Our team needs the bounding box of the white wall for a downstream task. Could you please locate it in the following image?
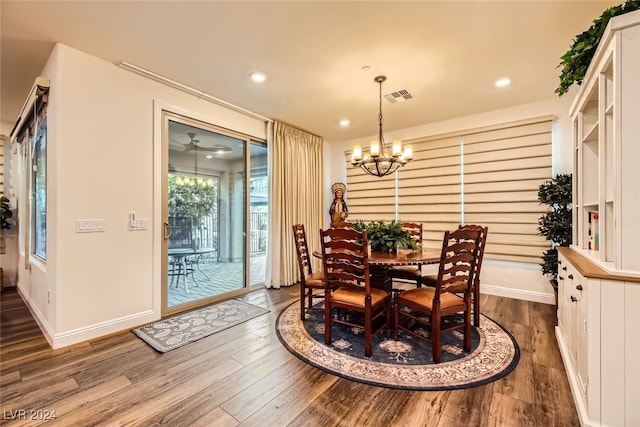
[16,44,266,347]
[324,91,578,304]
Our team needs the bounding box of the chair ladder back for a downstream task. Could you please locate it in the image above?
[434,229,481,298]
[168,216,195,250]
[320,227,370,293]
[292,224,314,280]
[457,224,488,286]
[402,222,423,245]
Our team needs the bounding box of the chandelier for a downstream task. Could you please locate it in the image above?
[351,75,412,177]
[175,132,214,187]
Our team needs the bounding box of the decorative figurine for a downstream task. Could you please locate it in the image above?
[329,182,348,225]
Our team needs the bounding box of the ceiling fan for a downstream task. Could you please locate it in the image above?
[181,132,232,155]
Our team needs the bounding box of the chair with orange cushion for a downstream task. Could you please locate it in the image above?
[388,222,424,287]
[422,224,488,327]
[293,224,324,321]
[320,226,391,357]
[394,227,482,363]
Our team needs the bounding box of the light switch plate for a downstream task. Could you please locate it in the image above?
[76,219,105,233]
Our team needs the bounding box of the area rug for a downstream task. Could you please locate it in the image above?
[275,301,519,390]
[133,299,269,352]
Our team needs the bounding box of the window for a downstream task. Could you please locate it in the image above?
[32,117,47,259]
[11,79,49,264]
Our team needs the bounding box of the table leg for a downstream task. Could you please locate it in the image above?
[193,254,210,281]
[180,257,189,293]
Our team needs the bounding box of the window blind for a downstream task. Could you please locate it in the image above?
[345,155,397,224]
[345,116,552,263]
[462,119,552,263]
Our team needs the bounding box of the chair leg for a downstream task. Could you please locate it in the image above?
[432,311,441,363]
[307,290,314,314]
[324,293,332,345]
[473,285,480,327]
[364,304,372,357]
[386,299,391,338]
[394,302,400,340]
[464,308,472,352]
[300,283,306,321]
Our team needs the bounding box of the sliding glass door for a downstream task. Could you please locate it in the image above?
[162,112,266,314]
[250,142,268,285]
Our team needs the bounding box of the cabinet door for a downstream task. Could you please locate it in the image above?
[564,270,578,365]
[557,258,567,332]
[577,298,588,396]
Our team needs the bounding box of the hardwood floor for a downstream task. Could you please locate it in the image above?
[0,286,579,426]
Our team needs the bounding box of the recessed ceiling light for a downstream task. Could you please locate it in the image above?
[339,119,350,127]
[250,72,266,83]
[205,154,213,159]
[495,77,511,88]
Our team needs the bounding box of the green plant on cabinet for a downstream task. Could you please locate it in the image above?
[556,0,640,96]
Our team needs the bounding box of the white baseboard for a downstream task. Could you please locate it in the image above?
[17,286,56,347]
[17,285,158,349]
[556,326,595,427]
[481,283,556,305]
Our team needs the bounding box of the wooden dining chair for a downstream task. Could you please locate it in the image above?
[320,226,391,357]
[293,224,324,320]
[331,221,354,228]
[388,222,424,287]
[394,227,482,363]
[422,224,488,327]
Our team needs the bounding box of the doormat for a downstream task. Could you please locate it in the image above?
[133,299,269,352]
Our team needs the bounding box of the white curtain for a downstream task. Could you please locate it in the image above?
[265,121,323,288]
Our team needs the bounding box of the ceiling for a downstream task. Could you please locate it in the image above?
[1,1,617,142]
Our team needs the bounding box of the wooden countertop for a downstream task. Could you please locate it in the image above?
[559,247,640,283]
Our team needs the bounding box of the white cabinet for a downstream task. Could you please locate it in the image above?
[557,248,640,426]
[565,12,640,424]
[570,10,640,275]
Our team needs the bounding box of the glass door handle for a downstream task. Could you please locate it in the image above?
[164,222,171,240]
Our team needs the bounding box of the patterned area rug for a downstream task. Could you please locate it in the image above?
[133,299,269,352]
[276,301,519,390]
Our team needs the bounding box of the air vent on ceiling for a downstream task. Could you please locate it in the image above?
[384,89,413,104]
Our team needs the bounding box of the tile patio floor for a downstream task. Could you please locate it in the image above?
[168,254,266,308]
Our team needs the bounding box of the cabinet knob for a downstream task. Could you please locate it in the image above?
[568,274,574,280]
[576,284,583,291]
[571,295,578,302]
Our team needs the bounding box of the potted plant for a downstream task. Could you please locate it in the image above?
[354,220,418,253]
[0,196,13,256]
[168,175,216,227]
[556,0,640,96]
[0,196,12,231]
[537,174,572,295]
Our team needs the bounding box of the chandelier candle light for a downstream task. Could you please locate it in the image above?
[176,132,215,187]
[351,75,412,177]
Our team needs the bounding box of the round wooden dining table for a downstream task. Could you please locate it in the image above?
[313,247,441,291]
